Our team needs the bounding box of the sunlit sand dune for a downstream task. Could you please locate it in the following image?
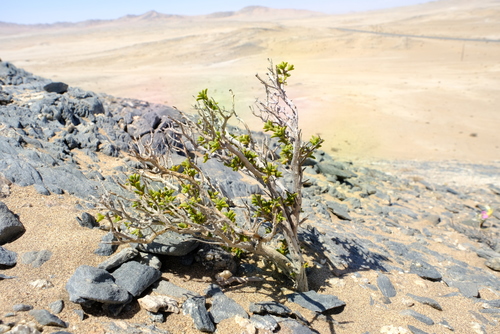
[1,0,499,162]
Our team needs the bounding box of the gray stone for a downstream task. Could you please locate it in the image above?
[410,260,442,281]
[49,300,64,314]
[97,247,139,271]
[482,299,500,308]
[147,311,166,323]
[400,309,434,325]
[183,296,215,333]
[0,159,43,188]
[0,246,17,267]
[22,250,52,267]
[43,82,68,94]
[65,265,131,304]
[135,230,199,256]
[196,245,237,273]
[0,201,25,245]
[287,290,346,313]
[94,232,118,256]
[318,163,357,180]
[250,314,279,331]
[249,301,292,316]
[111,261,161,297]
[153,280,200,300]
[76,212,98,229]
[377,274,397,298]
[485,257,500,271]
[450,281,480,298]
[137,252,162,270]
[204,284,248,323]
[325,201,352,221]
[13,304,33,312]
[28,309,67,328]
[0,273,15,279]
[406,293,443,311]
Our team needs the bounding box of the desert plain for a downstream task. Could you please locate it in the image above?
[1,1,500,334]
[1,0,500,163]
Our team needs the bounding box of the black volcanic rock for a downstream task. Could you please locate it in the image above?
[43,82,69,94]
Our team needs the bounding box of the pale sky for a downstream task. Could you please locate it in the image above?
[1,0,429,25]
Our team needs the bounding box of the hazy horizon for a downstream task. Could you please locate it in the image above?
[1,0,429,25]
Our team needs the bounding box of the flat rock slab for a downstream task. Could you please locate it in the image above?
[249,301,292,316]
[410,260,442,281]
[66,265,131,304]
[204,284,248,324]
[22,250,52,268]
[406,293,443,311]
[29,309,67,328]
[183,296,215,333]
[111,261,161,297]
[97,247,139,271]
[135,230,199,256]
[287,290,346,313]
[377,274,397,298]
[400,309,434,325]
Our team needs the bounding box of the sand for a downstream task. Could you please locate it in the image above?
[1,0,499,163]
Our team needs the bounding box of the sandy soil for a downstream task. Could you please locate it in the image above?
[1,0,499,163]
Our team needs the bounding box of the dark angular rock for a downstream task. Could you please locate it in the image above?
[183,296,215,333]
[76,212,98,229]
[29,309,67,328]
[0,246,17,267]
[66,265,131,304]
[287,290,346,313]
[400,309,434,325]
[49,300,64,314]
[111,261,161,297]
[249,301,292,316]
[43,82,69,94]
[406,293,442,311]
[377,274,397,298]
[0,201,25,245]
[147,311,166,323]
[0,91,12,105]
[22,250,52,267]
[196,245,237,273]
[410,260,442,281]
[204,284,248,323]
[97,247,139,271]
[94,232,118,256]
[135,230,199,256]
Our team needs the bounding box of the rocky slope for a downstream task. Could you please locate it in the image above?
[1,61,500,334]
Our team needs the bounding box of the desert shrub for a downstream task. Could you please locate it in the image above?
[99,60,323,292]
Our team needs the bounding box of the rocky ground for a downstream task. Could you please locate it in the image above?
[1,61,500,334]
